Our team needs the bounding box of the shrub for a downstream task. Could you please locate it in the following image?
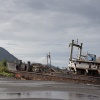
[0,60,14,77]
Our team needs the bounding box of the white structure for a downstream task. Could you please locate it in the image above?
[68,40,100,76]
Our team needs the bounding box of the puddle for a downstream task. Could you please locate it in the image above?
[0,80,100,100]
[0,91,99,100]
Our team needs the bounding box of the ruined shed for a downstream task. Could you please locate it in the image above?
[7,60,27,72]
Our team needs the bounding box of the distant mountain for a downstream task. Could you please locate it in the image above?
[0,47,18,61]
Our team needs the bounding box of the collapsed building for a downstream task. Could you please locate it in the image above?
[7,60,56,73]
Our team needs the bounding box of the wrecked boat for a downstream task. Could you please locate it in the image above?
[68,40,100,76]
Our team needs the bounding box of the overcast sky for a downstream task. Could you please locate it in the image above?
[0,0,100,68]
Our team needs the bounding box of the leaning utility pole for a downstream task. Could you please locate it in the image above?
[49,52,51,67]
[47,52,51,67]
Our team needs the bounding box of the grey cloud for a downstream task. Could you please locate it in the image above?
[0,0,100,67]
[6,43,18,46]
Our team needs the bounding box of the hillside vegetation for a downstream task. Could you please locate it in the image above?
[0,60,14,77]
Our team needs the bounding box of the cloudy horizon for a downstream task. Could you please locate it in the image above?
[0,0,100,68]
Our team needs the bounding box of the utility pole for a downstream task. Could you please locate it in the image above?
[46,52,51,67]
[49,52,51,67]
